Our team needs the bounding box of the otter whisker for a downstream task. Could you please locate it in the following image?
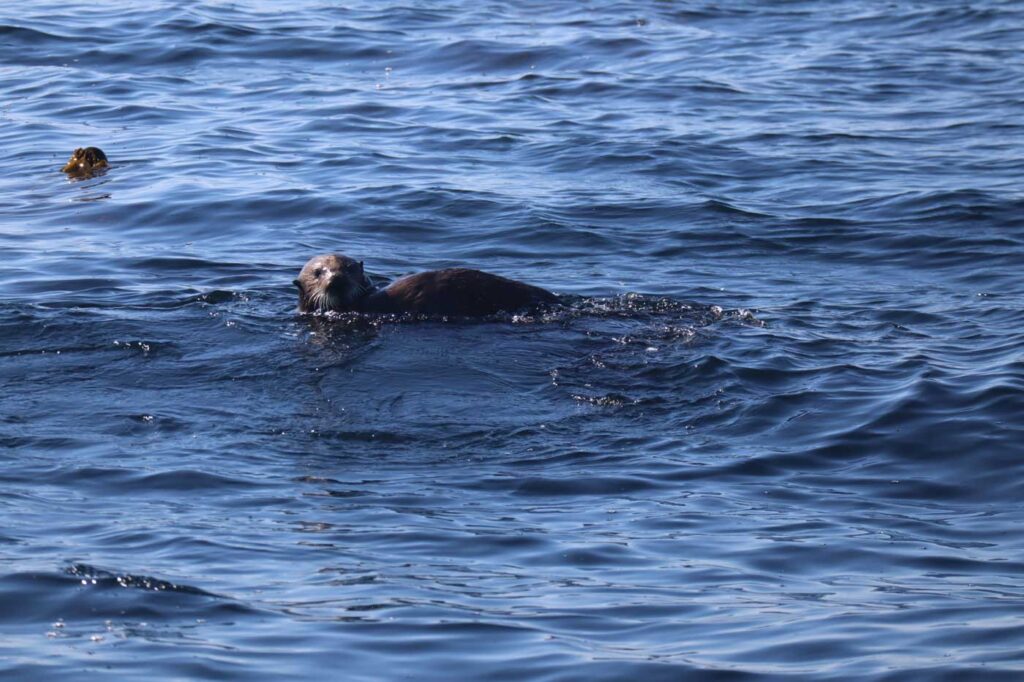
[310,290,330,313]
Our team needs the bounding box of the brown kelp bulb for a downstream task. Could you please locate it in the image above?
[62,147,109,176]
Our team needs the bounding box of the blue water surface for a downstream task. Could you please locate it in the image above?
[1,1,1023,679]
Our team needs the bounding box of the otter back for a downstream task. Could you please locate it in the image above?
[365,268,557,316]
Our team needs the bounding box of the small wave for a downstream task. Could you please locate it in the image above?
[65,563,222,597]
[0,564,249,629]
[0,24,75,44]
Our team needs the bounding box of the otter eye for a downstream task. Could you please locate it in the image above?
[314,268,324,278]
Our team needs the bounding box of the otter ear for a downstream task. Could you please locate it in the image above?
[358,261,364,273]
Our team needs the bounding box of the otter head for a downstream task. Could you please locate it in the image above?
[62,147,109,177]
[294,253,372,313]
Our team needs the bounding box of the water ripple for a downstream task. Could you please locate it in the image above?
[1,0,1023,679]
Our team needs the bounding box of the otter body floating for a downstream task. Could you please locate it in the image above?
[62,147,108,177]
[295,253,558,317]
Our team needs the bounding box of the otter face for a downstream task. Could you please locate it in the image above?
[62,147,109,177]
[294,254,372,313]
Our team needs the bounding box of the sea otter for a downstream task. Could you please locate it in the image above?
[62,147,108,177]
[295,253,558,316]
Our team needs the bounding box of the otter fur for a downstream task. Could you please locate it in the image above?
[295,253,557,317]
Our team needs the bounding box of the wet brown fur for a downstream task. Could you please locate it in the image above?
[295,253,557,316]
[294,254,374,314]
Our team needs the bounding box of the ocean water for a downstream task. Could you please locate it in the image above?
[1,1,1023,679]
